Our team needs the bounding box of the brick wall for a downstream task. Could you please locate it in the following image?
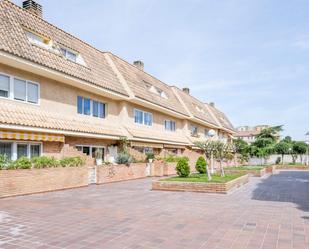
[224,168,266,177]
[163,162,177,176]
[152,174,249,194]
[96,163,148,184]
[0,167,89,198]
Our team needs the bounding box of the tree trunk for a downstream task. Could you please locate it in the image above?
[205,153,212,181]
[282,154,284,165]
[220,160,225,177]
[210,153,214,174]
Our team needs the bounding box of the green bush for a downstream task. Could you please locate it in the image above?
[11,157,32,169]
[32,156,60,169]
[145,152,155,160]
[0,154,11,170]
[116,152,133,165]
[60,157,85,167]
[176,158,190,177]
[195,156,207,174]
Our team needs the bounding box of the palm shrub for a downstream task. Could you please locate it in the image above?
[176,157,190,177]
[32,156,60,169]
[11,157,32,169]
[195,156,207,174]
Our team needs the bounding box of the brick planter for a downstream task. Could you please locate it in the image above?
[224,168,266,177]
[275,165,309,170]
[265,165,276,174]
[0,167,88,198]
[152,174,249,194]
[96,163,148,184]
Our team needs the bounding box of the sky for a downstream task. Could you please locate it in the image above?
[13,0,309,141]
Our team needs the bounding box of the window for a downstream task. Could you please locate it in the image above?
[191,125,198,137]
[14,79,26,101]
[83,98,91,115]
[0,74,9,98]
[27,82,39,104]
[17,144,28,159]
[0,73,39,104]
[76,145,105,160]
[134,109,143,124]
[0,142,12,159]
[165,120,176,132]
[134,109,153,126]
[0,141,41,160]
[147,85,168,99]
[77,96,106,118]
[61,48,77,62]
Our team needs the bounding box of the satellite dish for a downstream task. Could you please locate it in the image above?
[208,129,216,137]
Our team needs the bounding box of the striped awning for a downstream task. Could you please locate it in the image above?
[0,130,65,142]
[131,141,164,149]
[164,144,187,149]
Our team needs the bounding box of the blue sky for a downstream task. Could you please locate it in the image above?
[14,0,309,140]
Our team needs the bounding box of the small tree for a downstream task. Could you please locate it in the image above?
[195,156,207,174]
[176,158,190,177]
[194,141,214,180]
[212,141,232,177]
[292,141,308,164]
[274,141,291,164]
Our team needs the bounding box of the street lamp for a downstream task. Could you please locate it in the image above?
[208,129,216,174]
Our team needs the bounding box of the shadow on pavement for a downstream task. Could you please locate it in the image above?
[251,171,309,212]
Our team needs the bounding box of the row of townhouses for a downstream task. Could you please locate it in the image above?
[0,0,235,164]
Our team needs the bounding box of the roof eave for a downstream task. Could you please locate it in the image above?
[0,51,130,101]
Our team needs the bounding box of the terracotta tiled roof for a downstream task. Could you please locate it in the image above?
[235,130,260,137]
[0,101,125,137]
[206,104,235,132]
[0,0,128,96]
[108,53,189,116]
[172,87,218,126]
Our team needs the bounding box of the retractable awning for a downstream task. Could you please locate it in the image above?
[0,130,65,142]
[164,144,187,149]
[131,141,164,149]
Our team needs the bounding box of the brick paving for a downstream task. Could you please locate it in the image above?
[0,171,309,249]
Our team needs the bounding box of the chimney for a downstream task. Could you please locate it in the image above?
[22,0,43,18]
[182,88,190,94]
[133,61,144,71]
[209,102,215,107]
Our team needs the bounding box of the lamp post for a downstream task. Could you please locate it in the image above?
[208,129,216,174]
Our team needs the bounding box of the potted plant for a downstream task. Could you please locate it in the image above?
[95,149,103,166]
[146,152,155,163]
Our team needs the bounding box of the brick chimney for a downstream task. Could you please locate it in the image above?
[182,88,190,94]
[22,0,43,18]
[209,102,215,107]
[133,61,144,71]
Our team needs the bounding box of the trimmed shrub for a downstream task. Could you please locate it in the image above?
[11,157,32,169]
[116,152,133,165]
[165,155,189,163]
[195,156,207,174]
[32,156,60,169]
[60,157,85,167]
[176,158,190,177]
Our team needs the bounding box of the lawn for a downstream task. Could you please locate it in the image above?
[160,173,244,183]
[225,166,265,170]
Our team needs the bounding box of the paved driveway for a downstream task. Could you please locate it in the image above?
[0,171,309,249]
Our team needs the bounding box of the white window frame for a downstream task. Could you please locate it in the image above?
[164,120,176,132]
[0,72,40,105]
[0,140,43,161]
[75,144,107,161]
[134,108,153,127]
[77,96,107,119]
[190,125,199,137]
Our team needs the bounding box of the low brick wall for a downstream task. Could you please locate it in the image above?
[96,163,148,184]
[265,165,276,174]
[274,165,309,170]
[163,162,177,176]
[0,167,89,198]
[151,161,164,177]
[152,174,249,194]
[224,168,266,177]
